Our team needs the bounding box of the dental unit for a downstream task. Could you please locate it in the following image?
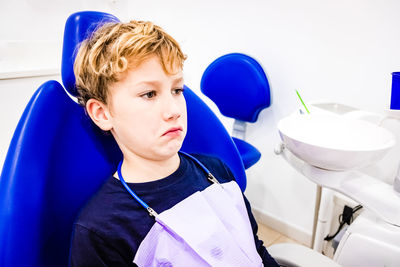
[272,73,400,267]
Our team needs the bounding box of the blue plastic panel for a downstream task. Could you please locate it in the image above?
[232,137,261,169]
[390,72,400,110]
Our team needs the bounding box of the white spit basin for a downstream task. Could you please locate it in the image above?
[278,113,396,171]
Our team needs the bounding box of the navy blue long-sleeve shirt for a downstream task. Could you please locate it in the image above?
[70,153,279,266]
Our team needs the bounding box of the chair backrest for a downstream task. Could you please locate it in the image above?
[200,53,271,123]
[0,11,246,267]
[181,86,245,188]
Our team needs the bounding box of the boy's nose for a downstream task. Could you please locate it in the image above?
[162,96,182,121]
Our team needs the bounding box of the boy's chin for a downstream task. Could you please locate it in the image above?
[156,146,182,160]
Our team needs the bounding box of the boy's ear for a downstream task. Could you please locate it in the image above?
[85,99,113,131]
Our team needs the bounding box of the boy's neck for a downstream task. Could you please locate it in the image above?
[117,153,181,183]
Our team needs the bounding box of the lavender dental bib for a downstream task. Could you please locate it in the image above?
[133,181,263,267]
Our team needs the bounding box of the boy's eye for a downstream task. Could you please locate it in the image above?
[172,87,185,95]
[141,91,156,99]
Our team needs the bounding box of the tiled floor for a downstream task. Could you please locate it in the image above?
[257,222,300,247]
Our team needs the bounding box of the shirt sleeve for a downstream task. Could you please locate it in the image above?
[220,161,280,266]
[69,224,137,267]
[242,195,280,266]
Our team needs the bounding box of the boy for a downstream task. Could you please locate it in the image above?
[70,19,278,266]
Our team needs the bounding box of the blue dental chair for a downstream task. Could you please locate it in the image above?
[0,11,246,267]
[201,53,271,169]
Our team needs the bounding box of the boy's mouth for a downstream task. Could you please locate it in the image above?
[162,127,183,137]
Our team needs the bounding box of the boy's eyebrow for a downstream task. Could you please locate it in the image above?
[136,80,161,87]
[172,76,184,84]
[135,76,184,87]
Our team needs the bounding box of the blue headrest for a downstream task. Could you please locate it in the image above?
[201,53,271,123]
[61,11,120,96]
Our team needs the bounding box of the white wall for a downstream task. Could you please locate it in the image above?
[2,0,400,243]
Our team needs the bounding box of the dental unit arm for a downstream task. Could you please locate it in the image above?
[277,143,400,227]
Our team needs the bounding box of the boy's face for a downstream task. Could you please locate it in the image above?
[101,56,187,162]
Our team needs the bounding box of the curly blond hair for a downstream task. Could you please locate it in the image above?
[74,20,187,106]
